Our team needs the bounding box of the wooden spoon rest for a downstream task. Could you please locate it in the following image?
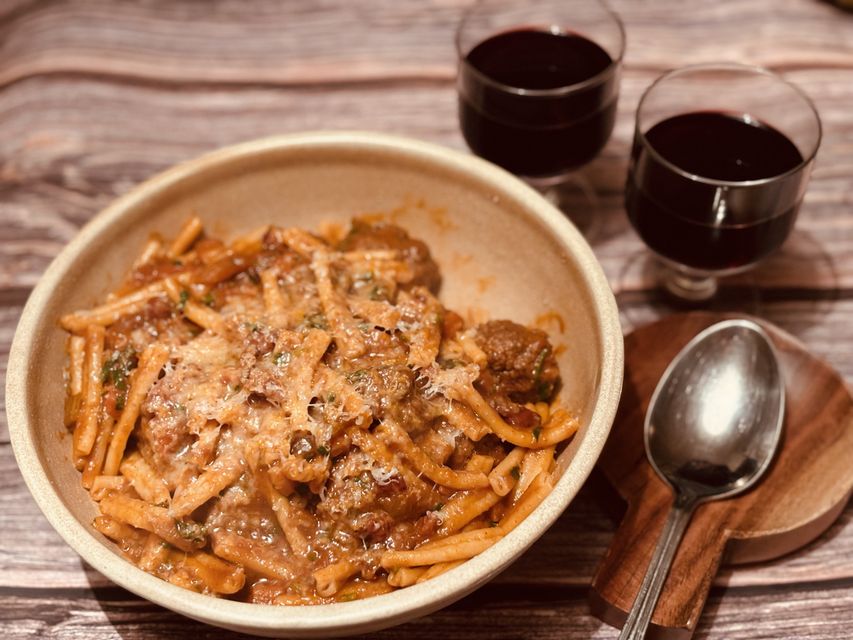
[590,312,853,639]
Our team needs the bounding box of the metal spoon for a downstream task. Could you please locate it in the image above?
[618,319,785,640]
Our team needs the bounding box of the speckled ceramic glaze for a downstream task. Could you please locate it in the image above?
[6,132,623,637]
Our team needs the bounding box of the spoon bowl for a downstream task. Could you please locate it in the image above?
[646,319,785,501]
[619,318,784,640]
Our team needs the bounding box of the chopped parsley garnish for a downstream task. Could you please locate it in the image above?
[273,351,291,366]
[536,381,553,401]
[326,392,336,403]
[201,292,215,307]
[316,445,330,457]
[174,519,206,543]
[102,356,127,389]
[532,427,542,441]
[177,289,189,310]
[304,312,328,330]
[346,369,368,384]
[433,502,444,511]
[532,347,553,401]
[101,348,138,411]
[368,285,389,301]
[488,520,499,528]
[532,347,550,381]
[510,465,521,480]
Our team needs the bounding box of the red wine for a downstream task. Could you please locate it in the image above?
[625,111,807,272]
[458,29,618,177]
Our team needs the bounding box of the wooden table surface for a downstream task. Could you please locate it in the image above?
[1,1,851,638]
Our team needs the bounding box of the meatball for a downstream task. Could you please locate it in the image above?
[474,320,561,404]
[338,220,441,293]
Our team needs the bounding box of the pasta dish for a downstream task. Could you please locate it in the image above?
[60,216,577,604]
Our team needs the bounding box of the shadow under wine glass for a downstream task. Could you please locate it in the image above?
[624,63,823,302]
[615,227,840,335]
[455,0,625,236]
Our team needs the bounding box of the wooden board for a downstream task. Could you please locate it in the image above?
[591,313,853,639]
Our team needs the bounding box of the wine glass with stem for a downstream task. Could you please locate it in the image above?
[624,63,822,302]
[456,0,625,233]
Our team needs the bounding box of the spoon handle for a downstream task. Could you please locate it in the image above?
[618,497,697,640]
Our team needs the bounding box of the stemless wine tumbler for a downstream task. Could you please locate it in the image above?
[456,0,625,185]
[626,63,822,301]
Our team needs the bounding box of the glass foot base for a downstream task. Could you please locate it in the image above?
[661,268,719,302]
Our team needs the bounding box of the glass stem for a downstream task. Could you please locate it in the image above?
[660,264,719,301]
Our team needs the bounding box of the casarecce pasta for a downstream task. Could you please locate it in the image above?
[61,215,579,603]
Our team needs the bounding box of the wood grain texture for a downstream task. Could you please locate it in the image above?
[3,580,853,640]
[1,0,852,87]
[3,581,853,640]
[591,313,853,639]
[1,0,852,638]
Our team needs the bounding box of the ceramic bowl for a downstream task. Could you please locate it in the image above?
[7,132,623,637]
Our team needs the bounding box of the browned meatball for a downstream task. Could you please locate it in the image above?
[338,220,441,293]
[474,320,561,404]
[352,511,395,544]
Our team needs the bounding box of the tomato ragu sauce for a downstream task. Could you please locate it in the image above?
[61,216,578,604]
